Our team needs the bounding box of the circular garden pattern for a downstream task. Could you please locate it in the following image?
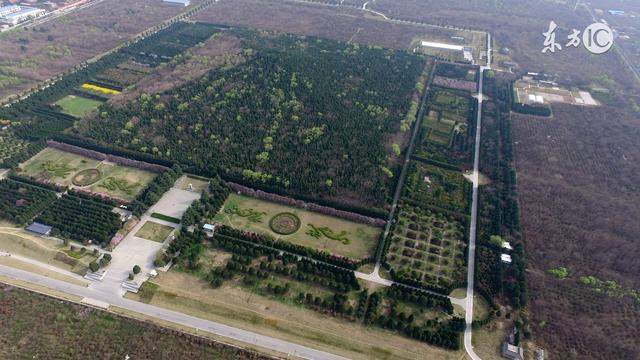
[269,212,301,235]
[72,168,102,186]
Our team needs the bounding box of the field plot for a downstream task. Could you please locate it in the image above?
[0,284,269,359]
[18,147,156,201]
[387,205,466,289]
[135,221,175,243]
[213,194,381,260]
[79,28,427,207]
[403,162,470,214]
[0,0,202,102]
[414,86,474,169]
[53,95,103,118]
[194,0,483,53]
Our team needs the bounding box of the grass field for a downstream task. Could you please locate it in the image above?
[126,269,464,360]
[18,147,156,201]
[135,221,175,243]
[212,194,381,260]
[0,227,95,275]
[54,95,103,118]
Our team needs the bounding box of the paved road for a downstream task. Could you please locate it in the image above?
[94,178,199,294]
[463,33,491,360]
[0,264,347,360]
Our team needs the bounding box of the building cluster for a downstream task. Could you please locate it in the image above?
[0,4,46,26]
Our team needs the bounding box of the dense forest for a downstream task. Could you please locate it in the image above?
[36,194,121,245]
[76,29,426,208]
[476,71,526,309]
[0,179,57,225]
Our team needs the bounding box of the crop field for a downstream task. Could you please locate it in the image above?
[0,283,270,359]
[512,104,640,359]
[414,85,475,169]
[78,28,427,208]
[0,0,202,102]
[18,147,156,201]
[387,205,466,290]
[212,194,381,260]
[135,221,175,243]
[403,162,470,215]
[53,95,104,118]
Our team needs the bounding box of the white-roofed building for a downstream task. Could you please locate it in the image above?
[0,5,21,18]
[0,6,46,25]
[501,254,512,264]
[164,0,191,6]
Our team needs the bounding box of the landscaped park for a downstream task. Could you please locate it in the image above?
[0,15,508,360]
[18,147,156,201]
[212,194,381,260]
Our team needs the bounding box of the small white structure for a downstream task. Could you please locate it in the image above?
[501,253,513,264]
[501,342,524,360]
[149,269,158,277]
[421,41,464,51]
[420,41,474,63]
[203,223,216,237]
[501,241,513,251]
[163,0,190,6]
[527,94,544,104]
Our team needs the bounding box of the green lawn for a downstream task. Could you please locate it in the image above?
[54,95,103,118]
[212,194,382,260]
[18,147,156,201]
[135,221,175,243]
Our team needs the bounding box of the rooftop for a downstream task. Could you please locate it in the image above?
[25,222,53,236]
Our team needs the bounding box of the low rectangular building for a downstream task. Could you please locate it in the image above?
[26,222,53,236]
[0,6,46,26]
[163,0,191,6]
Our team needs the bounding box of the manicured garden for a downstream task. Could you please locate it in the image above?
[387,205,467,291]
[403,162,470,215]
[212,194,381,260]
[18,147,156,201]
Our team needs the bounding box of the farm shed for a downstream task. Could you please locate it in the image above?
[25,222,53,236]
